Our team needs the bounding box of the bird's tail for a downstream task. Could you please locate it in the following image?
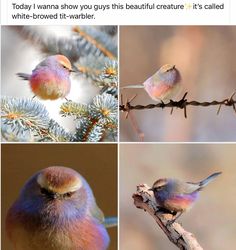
[121,84,144,89]
[17,73,31,80]
[199,172,222,188]
[104,216,117,228]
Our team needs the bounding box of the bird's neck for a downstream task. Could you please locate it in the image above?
[14,197,87,231]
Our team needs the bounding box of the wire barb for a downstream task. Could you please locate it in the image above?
[120,93,137,119]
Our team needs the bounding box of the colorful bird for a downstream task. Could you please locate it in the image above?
[6,166,115,250]
[122,64,181,102]
[17,55,74,100]
[149,172,221,222]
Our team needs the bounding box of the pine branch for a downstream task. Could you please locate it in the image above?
[120,92,236,118]
[1,96,117,142]
[39,120,74,142]
[96,26,118,36]
[78,54,109,73]
[11,26,79,62]
[1,97,74,142]
[133,184,203,250]
[3,26,118,142]
[10,26,117,63]
[1,97,50,140]
[73,26,117,59]
[77,63,102,78]
[78,59,118,97]
[60,101,88,118]
[60,93,118,142]
[97,60,118,87]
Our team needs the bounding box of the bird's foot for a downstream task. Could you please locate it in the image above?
[64,97,72,102]
[166,219,175,227]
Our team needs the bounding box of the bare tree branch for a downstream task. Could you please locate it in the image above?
[132,184,203,250]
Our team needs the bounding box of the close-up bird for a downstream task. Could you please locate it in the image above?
[122,64,181,102]
[17,55,74,100]
[149,172,222,222]
[6,166,116,250]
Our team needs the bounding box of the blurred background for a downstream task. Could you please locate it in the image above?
[2,144,117,250]
[120,144,236,250]
[120,26,236,142]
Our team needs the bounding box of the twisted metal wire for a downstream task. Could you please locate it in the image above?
[119,92,236,118]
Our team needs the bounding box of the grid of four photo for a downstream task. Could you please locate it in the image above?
[1,25,236,250]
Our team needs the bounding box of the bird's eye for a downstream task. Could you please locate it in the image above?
[40,188,51,196]
[166,66,175,72]
[155,186,163,191]
[62,64,73,73]
[63,192,74,198]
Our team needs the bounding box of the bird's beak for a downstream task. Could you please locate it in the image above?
[70,65,79,73]
[148,188,153,191]
[48,192,60,200]
[52,193,59,199]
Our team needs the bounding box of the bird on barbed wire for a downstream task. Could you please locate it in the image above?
[17,55,76,100]
[149,172,222,223]
[121,64,182,102]
[6,166,117,250]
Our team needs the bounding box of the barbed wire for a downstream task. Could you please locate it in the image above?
[119,92,236,118]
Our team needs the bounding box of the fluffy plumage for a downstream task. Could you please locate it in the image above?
[6,166,110,250]
[122,64,181,102]
[149,172,221,221]
[17,55,73,100]
[143,64,181,101]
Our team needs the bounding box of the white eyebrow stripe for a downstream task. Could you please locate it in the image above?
[36,173,82,193]
[37,173,48,188]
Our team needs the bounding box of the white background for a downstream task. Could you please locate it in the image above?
[1,0,235,25]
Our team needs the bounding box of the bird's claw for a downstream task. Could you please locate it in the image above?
[166,219,175,227]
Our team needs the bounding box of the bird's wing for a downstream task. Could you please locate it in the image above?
[89,201,105,224]
[173,180,200,194]
[182,182,201,193]
[88,201,117,228]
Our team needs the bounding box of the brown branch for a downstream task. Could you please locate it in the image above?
[120,92,236,118]
[73,26,116,59]
[132,184,203,250]
[120,94,144,141]
[128,109,144,141]
[76,64,102,76]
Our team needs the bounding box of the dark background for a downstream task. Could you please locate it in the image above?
[2,144,117,250]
